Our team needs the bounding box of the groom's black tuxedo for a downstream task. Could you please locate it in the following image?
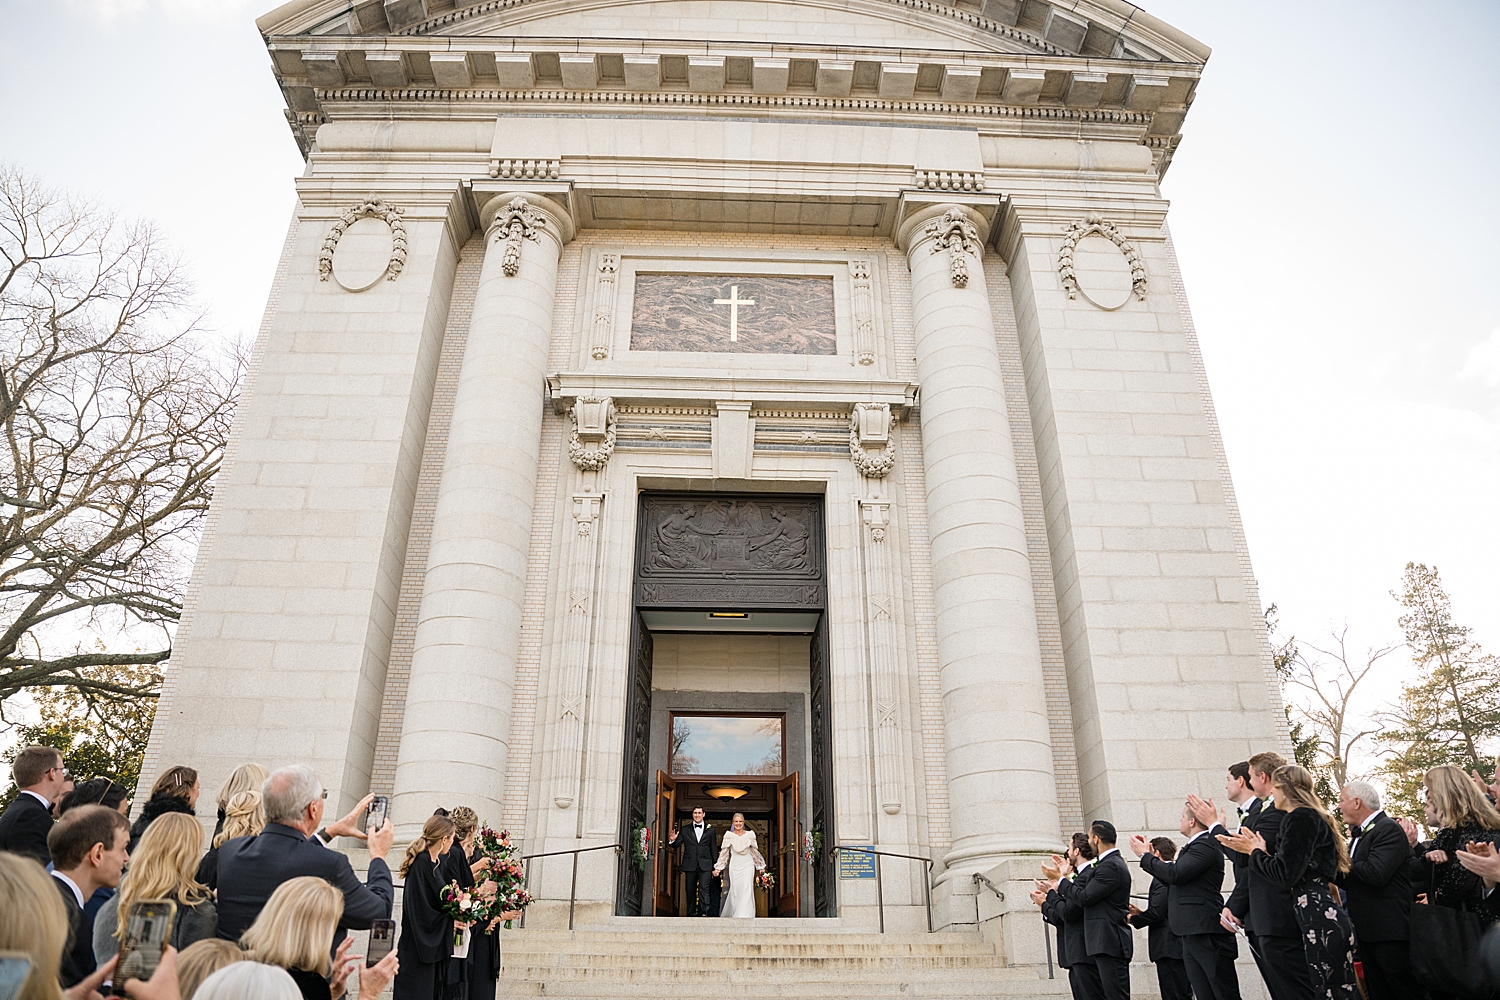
[673,821,719,916]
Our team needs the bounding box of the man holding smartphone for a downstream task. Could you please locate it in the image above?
[216,764,395,949]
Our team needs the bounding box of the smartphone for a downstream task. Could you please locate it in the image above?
[116,900,176,985]
[366,919,396,967]
[366,795,390,834]
[0,953,32,1000]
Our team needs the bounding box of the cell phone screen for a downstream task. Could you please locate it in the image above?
[366,795,390,834]
[0,954,33,1000]
[366,919,396,967]
[117,900,176,984]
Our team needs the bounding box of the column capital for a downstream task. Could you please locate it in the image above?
[472,184,577,246]
[893,194,998,255]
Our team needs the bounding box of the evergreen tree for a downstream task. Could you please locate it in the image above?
[1376,563,1500,820]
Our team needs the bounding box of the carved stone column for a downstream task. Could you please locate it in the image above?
[896,204,1059,871]
[392,194,573,835]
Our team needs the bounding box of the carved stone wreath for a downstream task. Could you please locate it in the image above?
[567,397,617,471]
[848,409,896,479]
[492,196,547,276]
[1057,213,1147,304]
[318,196,408,286]
[924,208,982,288]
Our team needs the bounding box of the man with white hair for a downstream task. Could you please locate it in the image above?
[1335,779,1425,1000]
[215,764,395,947]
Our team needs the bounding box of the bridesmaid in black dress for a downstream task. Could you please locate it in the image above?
[394,814,457,1000]
[1223,763,1358,999]
[437,807,498,1000]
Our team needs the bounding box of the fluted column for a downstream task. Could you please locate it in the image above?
[392,194,572,835]
[898,203,1059,871]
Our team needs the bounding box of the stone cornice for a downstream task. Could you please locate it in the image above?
[548,374,918,415]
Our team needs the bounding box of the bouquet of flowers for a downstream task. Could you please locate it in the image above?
[439,881,490,956]
[473,824,531,925]
[755,870,776,893]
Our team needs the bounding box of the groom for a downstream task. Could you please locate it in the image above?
[669,806,718,917]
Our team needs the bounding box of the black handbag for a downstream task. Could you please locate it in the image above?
[1410,867,1494,999]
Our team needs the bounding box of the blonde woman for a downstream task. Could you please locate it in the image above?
[242,876,358,1000]
[712,812,765,918]
[197,789,266,889]
[94,811,217,967]
[212,764,270,841]
[1407,763,1500,928]
[0,851,81,1000]
[395,814,457,1000]
[175,939,246,1000]
[1221,764,1355,998]
[129,764,200,852]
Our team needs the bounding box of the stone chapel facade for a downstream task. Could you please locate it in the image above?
[142,0,1286,953]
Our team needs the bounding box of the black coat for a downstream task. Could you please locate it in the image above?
[1041,862,1093,969]
[1221,801,1300,938]
[1057,850,1133,960]
[215,823,393,946]
[1140,833,1232,938]
[1249,807,1340,890]
[128,795,195,853]
[0,792,53,865]
[53,875,97,987]
[1334,811,1412,942]
[673,822,719,873]
[1129,876,1183,962]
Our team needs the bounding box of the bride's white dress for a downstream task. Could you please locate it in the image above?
[715,830,765,918]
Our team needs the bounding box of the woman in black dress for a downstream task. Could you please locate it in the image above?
[1407,764,1500,924]
[395,813,458,1000]
[437,807,500,1000]
[1222,763,1357,999]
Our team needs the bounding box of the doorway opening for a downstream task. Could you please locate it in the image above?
[616,492,835,918]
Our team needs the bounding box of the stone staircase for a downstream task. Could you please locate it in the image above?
[495,917,1073,998]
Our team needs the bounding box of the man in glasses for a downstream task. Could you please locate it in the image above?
[0,744,68,865]
[215,763,395,951]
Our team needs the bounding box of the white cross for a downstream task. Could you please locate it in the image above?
[712,284,756,342]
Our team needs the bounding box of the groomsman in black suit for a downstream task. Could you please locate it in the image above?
[0,745,67,865]
[1057,820,1132,1000]
[1128,837,1191,1000]
[1336,780,1427,1000]
[1033,833,1098,1000]
[669,806,719,917]
[1197,751,1313,1000]
[1131,804,1241,1000]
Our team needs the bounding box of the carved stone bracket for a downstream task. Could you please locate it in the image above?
[849,403,896,479]
[925,208,982,288]
[1058,213,1147,302]
[567,396,616,471]
[914,170,985,192]
[850,259,876,366]
[317,196,408,284]
[590,254,619,360]
[491,196,547,277]
[488,158,561,180]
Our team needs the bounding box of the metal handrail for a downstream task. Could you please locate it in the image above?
[828,845,935,934]
[519,842,623,931]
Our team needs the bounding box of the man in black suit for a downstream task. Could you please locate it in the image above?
[1057,820,1132,1000]
[668,806,718,917]
[1336,780,1427,1000]
[0,744,67,865]
[216,763,395,947]
[1034,833,1098,1000]
[47,805,130,987]
[1132,804,1241,1000]
[1129,837,1191,1000]
[1196,751,1312,1000]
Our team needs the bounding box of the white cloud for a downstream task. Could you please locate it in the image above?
[1461,329,1500,389]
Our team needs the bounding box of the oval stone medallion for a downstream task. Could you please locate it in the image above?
[1069,233,1137,310]
[331,215,394,292]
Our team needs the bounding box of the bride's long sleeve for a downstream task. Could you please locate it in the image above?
[714,839,732,871]
[750,833,766,870]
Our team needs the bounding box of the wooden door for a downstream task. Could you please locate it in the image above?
[774,771,801,916]
[652,770,678,916]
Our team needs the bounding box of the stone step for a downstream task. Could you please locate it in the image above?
[500,955,1010,972]
[499,964,1035,981]
[500,939,998,957]
[494,976,1074,998]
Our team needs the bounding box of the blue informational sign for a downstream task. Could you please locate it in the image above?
[838,847,877,880]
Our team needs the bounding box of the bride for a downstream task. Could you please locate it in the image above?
[712,813,766,918]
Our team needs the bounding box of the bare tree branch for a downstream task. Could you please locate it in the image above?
[1282,626,1400,789]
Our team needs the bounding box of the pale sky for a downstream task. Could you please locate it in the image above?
[1,1,1496,769]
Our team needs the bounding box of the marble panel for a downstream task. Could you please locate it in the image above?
[629,274,836,355]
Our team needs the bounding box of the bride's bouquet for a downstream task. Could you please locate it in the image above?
[755,870,775,893]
